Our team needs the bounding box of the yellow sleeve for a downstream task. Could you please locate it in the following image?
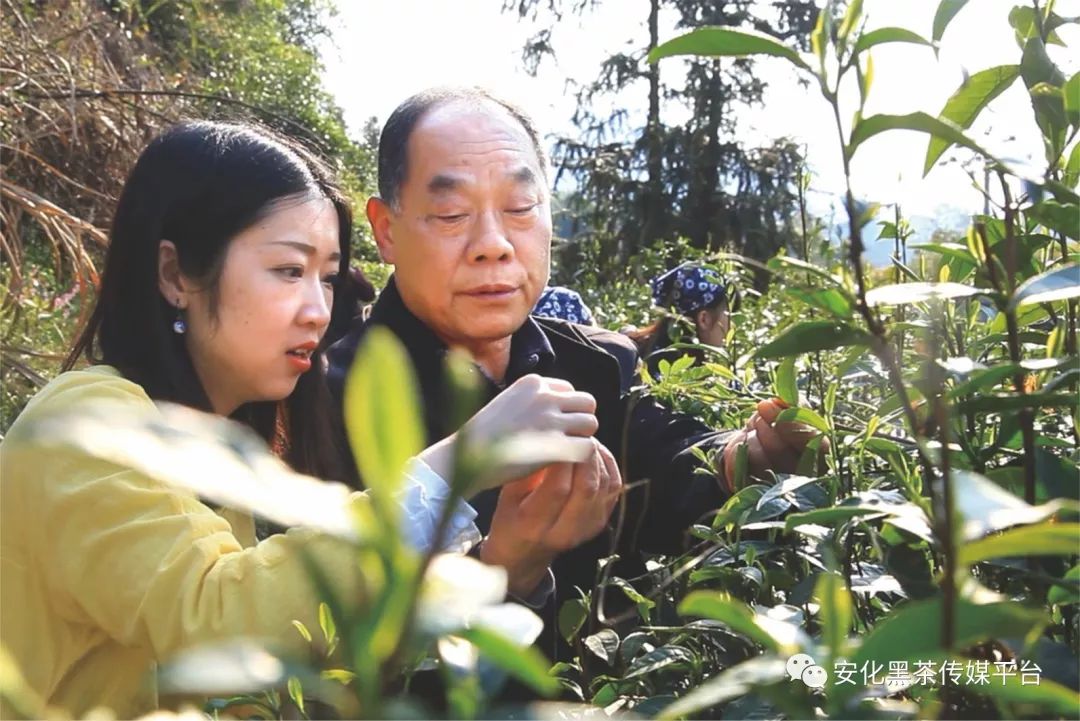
[3,369,365,662]
[40,456,364,659]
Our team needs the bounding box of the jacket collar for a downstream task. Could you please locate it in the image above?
[370,276,556,387]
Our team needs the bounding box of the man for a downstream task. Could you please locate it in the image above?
[327,87,821,658]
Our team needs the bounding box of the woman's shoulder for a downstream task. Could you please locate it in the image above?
[7,366,153,439]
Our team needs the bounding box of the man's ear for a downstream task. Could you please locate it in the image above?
[366,196,396,264]
[695,308,711,331]
[157,240,190,309]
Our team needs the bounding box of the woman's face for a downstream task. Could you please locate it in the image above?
[695,304,731,347]
[182,196,341,415]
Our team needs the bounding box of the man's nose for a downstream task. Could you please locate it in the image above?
[468,211,515,262]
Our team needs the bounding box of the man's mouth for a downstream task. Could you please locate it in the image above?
[463,283,518,297]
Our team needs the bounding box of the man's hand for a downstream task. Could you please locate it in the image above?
[420,374,599,493]
[479,439,622,597]
[721,398,827,490]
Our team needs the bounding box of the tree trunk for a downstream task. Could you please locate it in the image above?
[638,0,663,255]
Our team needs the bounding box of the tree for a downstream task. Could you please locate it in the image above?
[504,0,820,284]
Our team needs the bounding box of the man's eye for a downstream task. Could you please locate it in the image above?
[435,214,468,223]
[507,204,537,215]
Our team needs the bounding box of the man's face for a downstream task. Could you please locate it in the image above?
[369,100,551,348]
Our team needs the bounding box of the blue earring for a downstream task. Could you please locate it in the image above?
[172,301,186,334]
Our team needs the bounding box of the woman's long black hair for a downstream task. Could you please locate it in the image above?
[65,120,359,481]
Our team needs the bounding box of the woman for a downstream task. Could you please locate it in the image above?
[626,262,740,377]
[0,121,613,717]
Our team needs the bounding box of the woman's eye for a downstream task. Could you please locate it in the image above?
[321,274,339,289]
[276,266,304,279]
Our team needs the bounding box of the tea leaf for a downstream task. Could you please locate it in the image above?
[925,65,1020,171]
[853,27,932,55]
[649,26,810,71]
[754,321,872,359]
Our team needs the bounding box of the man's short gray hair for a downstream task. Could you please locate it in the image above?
[376,86,549,209]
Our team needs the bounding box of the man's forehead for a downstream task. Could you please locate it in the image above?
[405,100,543,179]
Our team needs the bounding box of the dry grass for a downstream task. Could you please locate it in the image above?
[0,0,190,427]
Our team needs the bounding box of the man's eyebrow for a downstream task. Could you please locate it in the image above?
[268,240,341,262]
[510,167,538,186]
[427,174,461,195]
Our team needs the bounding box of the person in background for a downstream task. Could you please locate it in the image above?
[626,262,740,377]
[532,285,595,325]
[0,120,616,718]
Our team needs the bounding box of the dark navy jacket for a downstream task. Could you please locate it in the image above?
[326,277,731,659]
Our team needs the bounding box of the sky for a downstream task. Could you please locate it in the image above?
[321,0,1079,230]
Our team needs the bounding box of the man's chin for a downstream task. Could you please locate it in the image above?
[456,313,528,343]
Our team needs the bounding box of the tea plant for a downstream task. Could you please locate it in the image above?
[543,1,1078,718]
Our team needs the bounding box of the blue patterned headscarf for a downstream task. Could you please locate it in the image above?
[651,263,727,316]
[533,286,595,325]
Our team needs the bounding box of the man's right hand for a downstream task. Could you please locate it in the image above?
[479,439,622,598]
[458,374,600,493]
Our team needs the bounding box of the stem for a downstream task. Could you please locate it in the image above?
[930,309,958,715]
[827,93,934,481]
[996,175,1038,504]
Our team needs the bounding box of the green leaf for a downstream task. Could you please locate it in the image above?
[343,327,424,500]
[1028,201,1079,239]
[767,255,846,287]
[678,592,801,654]
[846,111,1002,173]
[952,469,1074,540]
[649,26,810,71]
[784,287,855,318]
[851,596,1045,676]
[810,6,828,68]
[853,27,932,55]
[1063,142,1080,188]
[865,281,984,307]
[455,626,560,696]
[318,603,336,650]
[1064,71,1080,128]
[932,0,970,44]
[583,629,620,665]
[837,0,864,45]
[1010,263,1080,309]
[786,506,880,530]
[658,658,787,720]
[775,356,798,406]
[1047,566,1080,605]
[971,670,1080,718]
[814,572,852,657]
[957,392,1078,414]
[623,645,695,679]
[925,65,1020,171]
[610,577,656,622]
[776,407,831,434]
[754,321,872,359]
[291,620,312,644]
[557,598,588,644]
[911,241,977,264]
[1021,35,1068,150]
[960,523,1080,565]
[287,676,305,716]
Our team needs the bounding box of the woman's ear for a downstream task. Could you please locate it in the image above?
[157,240,189,308]
[695,308,712,332]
